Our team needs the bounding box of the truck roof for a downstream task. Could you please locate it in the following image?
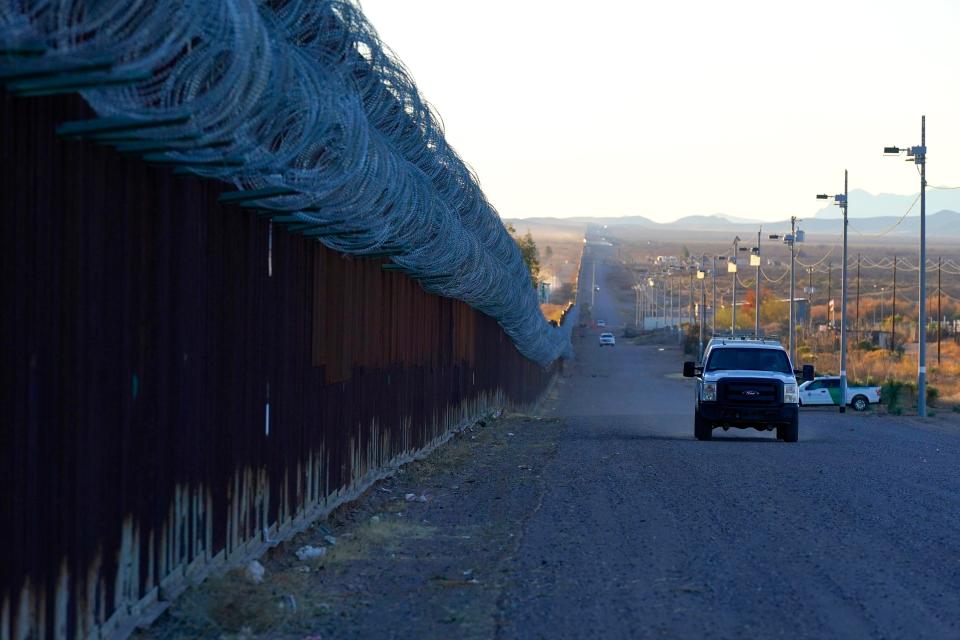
[706,338,786,350]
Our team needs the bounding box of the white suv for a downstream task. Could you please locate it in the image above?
[683,338,814,442]
[599,332,616,346]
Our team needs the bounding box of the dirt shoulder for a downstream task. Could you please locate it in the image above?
[135,407,568,640]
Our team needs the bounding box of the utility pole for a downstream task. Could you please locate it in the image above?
[755,229,761,337]
[808,267,814,333]
[892,255,897,352]
[856,253,861,337]
[938,256,942,365]
[669,275,673,328]
[827,261,832,328]
[884,118,927,415]
[712,256,718,336]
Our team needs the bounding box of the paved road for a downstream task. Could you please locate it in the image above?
[144,243,960,640]
[495,245,960,638]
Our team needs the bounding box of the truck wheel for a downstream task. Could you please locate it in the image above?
[695,411,712,441]
[778,419,799,443]
[851,395,868,412]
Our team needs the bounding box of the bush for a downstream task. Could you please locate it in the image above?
[882,379,909,415]
[927,385,939,406]
[857,340,876,351]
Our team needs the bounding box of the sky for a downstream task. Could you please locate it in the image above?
[359,0,960,223]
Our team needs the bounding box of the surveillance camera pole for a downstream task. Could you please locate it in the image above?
[840,171,849,414]
[883,117,927,416]
[817,174,849,413]
[918,117,928,417]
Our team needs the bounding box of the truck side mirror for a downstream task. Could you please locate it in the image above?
[683,361,696,378]
[802,364,815,381]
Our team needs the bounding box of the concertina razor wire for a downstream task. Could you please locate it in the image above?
[0,0,576,366]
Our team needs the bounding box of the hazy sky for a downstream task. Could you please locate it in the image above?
[360,0,960,223]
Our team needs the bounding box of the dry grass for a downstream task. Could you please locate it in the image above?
[804,340,960,407]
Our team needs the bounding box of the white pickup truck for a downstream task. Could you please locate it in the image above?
[799,377,881,411]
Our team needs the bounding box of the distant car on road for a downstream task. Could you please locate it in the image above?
[596,319,607,327]
[599,333,616,346]
[799,377,881,411]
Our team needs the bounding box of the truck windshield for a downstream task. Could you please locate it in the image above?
[705,348,793,374]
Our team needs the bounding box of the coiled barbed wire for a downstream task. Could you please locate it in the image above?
[0,0,575,365]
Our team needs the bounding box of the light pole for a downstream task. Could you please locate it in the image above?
[770,216,802,364]
[633,284,641,327]
[712,256,720,336]
[753,230,762,337]
[817,171,849,414]
[730,237,741,333]
[884,117,928,417]
[697,258,707,358]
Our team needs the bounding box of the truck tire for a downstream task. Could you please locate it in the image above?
[694,411,712,441]
[778,418,799,443]
[851,395,868,412]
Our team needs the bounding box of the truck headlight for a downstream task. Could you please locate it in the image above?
[784,383,798,404]
[701,383,717,402]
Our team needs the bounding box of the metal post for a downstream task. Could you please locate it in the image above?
[789,216,797,365]
[840,170,849,414]
[755,229,761,337]
[918,115,928,417]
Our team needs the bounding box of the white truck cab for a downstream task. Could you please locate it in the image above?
[683,337,814,442]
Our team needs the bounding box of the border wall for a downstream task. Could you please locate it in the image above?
[0,91,559,639]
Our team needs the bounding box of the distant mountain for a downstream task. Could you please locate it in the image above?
[813,188,960,218]
[505,209,960,238]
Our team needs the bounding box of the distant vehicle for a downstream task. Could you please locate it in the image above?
[799,377,881,411]
[596,319,607,327]
[683,337,814,442]
[595,286,600,291]
[599,333,616,346]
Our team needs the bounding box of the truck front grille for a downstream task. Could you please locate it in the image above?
[718,379,781,406]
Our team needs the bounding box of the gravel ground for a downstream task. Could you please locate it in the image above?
[139,253,960,640]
